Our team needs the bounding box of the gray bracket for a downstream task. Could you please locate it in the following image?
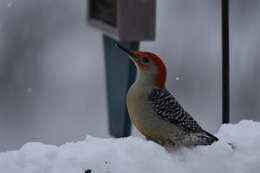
[88,0,156,41]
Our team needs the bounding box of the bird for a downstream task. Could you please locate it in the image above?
[117,44,219,148]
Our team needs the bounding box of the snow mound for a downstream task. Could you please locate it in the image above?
[0,120,260,173]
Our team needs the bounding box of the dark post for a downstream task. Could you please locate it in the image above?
[103,35,139,137]
[222,0,230,123]
[87,0,156,137]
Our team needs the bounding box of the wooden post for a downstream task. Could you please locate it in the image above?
[103,35,139,137]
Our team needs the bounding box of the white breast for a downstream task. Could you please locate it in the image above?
[127,83,182,140]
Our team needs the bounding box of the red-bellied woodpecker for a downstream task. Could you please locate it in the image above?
[117,44,219,148]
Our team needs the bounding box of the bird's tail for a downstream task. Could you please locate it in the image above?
[197,130,219,145]
[202,129,219,142]
[197,130,237,150]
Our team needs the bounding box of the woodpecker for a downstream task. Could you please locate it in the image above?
[117,44,219,148]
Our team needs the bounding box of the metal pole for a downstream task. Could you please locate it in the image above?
[222,0,230,123]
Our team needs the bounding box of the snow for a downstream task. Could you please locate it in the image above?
[0,120,260,173]
[7,2,13,7]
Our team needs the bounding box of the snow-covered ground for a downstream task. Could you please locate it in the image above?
[0,120,259,173]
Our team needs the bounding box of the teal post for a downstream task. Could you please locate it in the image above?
[103,35,139,137]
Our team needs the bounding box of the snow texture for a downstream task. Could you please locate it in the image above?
[0,120,260,173]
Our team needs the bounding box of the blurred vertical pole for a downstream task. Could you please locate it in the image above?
[103,35,139,137]
[222,0,230,123]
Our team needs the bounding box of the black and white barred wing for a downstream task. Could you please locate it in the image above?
[148,88,203,132]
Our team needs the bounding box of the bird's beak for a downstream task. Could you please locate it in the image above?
[116,44,137,61]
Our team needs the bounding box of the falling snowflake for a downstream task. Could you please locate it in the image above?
[7,1,13,7]
[27,88,32,93]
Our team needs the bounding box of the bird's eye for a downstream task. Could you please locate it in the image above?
[142,57,149,63]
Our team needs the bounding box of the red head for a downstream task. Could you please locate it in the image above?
[132,51,167,88]
[116,44,167,88]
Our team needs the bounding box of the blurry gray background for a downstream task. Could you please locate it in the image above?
[0,0,259,151]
